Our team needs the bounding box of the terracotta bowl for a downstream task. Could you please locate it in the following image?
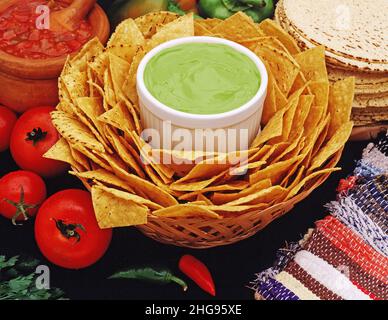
[0,4,110,113]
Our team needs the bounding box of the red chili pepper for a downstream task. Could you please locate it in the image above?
[179,254,216,296]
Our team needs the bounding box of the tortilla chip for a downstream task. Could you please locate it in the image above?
[242,36,289,53]
[312,132,329,164]
[107,18,145,60]
[130,132,175,180]
[123,47,145,105]
[200,204,267,214]
[258,19,300,55]
[270,88,303,143]
[170,171,226,191]
[284,165,305,189]
[91,186,148,228]
[89,51,108,83]
[302,113,332,167]
[105,127,145,178]
[327,77,355,139]
[109,54,131,98]
[272,130,304,164]
[285,168,341,201]
[62,72,89,101]
[173,158,233,184]
[211,12,264,42]
[255,43,300,96]
[103,68,117,108]
[124,99,140,129]
[212,179,272,205]
[101,157,178,207]
[98,101,135,133]
[51,111,105,153]
[196,18,222,30]
[43,138,72,169]
[309,80,330,113]
[69,169,135,193]
[291,95,314,134]
[304,104,326,138]
[153,204,221,219]
[309,121,353,171]
[146,13,194,51]
[135,11,180,38]
[70,37,104,73]
[178,181,250,201]
[196,193,213,205]
[69,144,91,171]
[294,46,328,82]
[71,143,112,172]
[251,107,288,148]
[289,71,312,96]
[194,21,214,36]
[225,186,287,206]
[250,155,302,185]
[75,97,109,142]
[261,61,288,125]
[94,185,162,210]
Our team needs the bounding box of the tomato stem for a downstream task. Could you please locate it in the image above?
[54,219,85,243]
[3,186,37,225]
[25,127,47,146]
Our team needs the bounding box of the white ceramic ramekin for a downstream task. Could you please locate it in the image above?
[136,36,268,152]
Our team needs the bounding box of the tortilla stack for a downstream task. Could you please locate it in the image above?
[275,0,388,127]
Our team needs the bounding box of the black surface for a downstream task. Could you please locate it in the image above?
[0,141,368,300]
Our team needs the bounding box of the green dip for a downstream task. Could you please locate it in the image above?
[144,43,261,115]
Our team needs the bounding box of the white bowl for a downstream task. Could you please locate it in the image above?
[136,36,268,153]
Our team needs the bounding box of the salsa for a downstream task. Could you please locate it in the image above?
[144,43,261,115]
[0,0,93,59]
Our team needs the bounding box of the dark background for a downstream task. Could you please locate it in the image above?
[0,141,368,300]
[0,0,370,300]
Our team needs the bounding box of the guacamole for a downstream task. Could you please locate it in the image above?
[144,43,261,115]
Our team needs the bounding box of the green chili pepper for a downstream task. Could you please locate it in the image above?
[222,0,250,12]
[199,0,274,22]
[167,0,187,15]
[244,0,274,22]
[109,268,188,291]
[239,0,266,7]
[199,0,234,20]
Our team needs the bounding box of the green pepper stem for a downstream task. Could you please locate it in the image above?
[170,276,188,291]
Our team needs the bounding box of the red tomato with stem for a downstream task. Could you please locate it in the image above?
[0,105,17,152]
[10,106,68,178]
[35,189,112,269]
[0,170,47,224]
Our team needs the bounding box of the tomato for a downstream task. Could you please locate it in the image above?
[10,106,68,178]
[177,0,198,11]
[0,105,17,152]
[35,189,112,269]
[0,170,47,224]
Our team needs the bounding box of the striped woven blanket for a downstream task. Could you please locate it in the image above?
[251,133,388,300]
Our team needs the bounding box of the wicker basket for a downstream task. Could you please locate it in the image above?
[51,13,352,249]
[78,149,343,249]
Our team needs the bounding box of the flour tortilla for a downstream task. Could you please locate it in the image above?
[277,0,388,72]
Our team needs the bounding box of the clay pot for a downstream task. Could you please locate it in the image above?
[0,4,110,113]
